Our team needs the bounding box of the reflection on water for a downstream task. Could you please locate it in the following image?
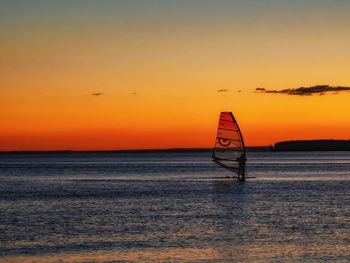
[0,151,349,262]
[4,244,350,262]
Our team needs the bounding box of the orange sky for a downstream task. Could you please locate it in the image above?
[1,1,350,150]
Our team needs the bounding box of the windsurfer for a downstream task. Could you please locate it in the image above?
[237,154,246,180]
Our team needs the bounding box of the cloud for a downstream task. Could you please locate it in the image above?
[91,92,103,96]
[217,89,230,92]
[132,92,137,95]
[255,85,350,96]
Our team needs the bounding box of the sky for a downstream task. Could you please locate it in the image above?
[1,0,350,150]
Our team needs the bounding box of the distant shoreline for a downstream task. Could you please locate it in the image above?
[273,139,350,151]
[1,140,350,153]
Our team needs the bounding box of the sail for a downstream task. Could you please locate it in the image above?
[212,112,246,179]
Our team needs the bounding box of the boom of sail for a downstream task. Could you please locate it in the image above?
[212,112,246,180]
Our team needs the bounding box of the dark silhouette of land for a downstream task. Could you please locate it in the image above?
[274,140,350,151]
[1,141,350,154]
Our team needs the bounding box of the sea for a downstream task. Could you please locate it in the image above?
[0,151,349,262]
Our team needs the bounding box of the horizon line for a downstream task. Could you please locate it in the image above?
[0,146,271,154]
[1,140,349,153]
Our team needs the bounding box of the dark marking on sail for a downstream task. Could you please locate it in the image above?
[212,112,246,180]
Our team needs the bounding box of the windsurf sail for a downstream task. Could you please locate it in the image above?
[212,112,246,180]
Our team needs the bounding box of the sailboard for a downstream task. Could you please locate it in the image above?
[212,112,246,181]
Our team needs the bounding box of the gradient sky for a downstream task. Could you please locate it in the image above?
[1,0,350,150]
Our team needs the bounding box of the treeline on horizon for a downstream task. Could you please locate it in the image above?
[273,140,350,151]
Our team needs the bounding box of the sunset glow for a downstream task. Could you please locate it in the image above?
[1,1,350,150]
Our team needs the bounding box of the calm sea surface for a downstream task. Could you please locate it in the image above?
[0,151,349,262]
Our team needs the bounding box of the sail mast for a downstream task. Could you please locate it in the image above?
[231,113,246,180]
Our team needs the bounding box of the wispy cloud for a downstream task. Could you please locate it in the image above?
[91,92,103,96]
[255,85,350,96]
[217,89,230,92]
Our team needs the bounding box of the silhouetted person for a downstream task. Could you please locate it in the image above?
[237,154,246,181]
